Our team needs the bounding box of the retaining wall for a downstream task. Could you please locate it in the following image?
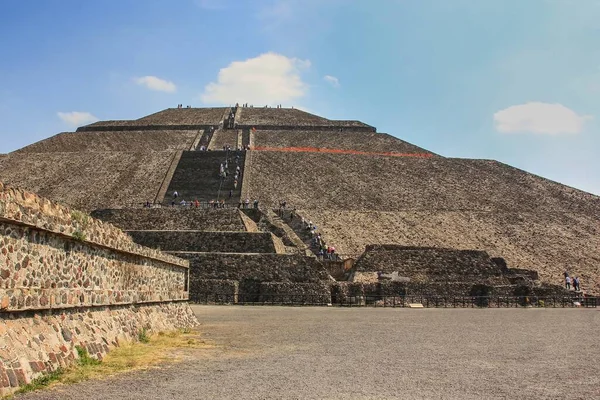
[0,182,195,395]
[176,253,331,297]
[91,207,247,232]
[127,231,278,253]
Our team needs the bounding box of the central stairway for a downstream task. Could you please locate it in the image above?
[163,150,245,205]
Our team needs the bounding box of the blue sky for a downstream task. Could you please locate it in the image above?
[1,0,599,195]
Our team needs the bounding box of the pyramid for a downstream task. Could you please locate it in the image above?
[1,106,598,294]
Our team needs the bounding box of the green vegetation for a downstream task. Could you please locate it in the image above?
[14,368,64,395]
[4,330,209,398]
[70,210,90,229]
[76,346,101,367]
[138,328,150,343]
[71,210,89,241]
[72,230,87,241]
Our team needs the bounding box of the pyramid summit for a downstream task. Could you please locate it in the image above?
[1,105,598,295]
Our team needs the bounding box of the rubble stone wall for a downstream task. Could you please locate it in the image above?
[0,183,195,395]
[127,231,277,253]
[177,253,331,296]
[91,207,247,232]
[0,302,197,396]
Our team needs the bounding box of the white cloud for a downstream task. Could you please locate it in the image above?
[493,102,592,135]
[201,52,310,105]
[57,112,99,126]
[134,76,177,93]
[323,75,340,88]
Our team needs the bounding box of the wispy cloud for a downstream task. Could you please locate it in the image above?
[494,102,592,135]
[134,76,177,93]
[201,52,310,105]
[57,111,99,126]
[323,75,340,88]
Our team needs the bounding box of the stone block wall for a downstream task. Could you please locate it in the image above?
[253,130,434,155]
[0,151,176,212]
[177,253,331,297]
[353,245,507,284]
[0,222,188,311]
[258,282,331,304]
[91,207,247,232]
[190,279,239,303]
[0,183,195,395]
[127,231,278,253]
[235,108,375,131]
[0,302,196,396]
[15,130,198,154]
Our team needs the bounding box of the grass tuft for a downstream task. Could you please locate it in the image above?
[3,329,208,399]
[14,368,64,395]
[76,346,101,367]
[138,328,150,344]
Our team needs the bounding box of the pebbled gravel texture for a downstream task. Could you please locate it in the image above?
[16,306,600,400]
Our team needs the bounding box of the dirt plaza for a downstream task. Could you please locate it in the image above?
[16,306,600,400]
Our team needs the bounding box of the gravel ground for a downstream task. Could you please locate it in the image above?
[16,306,600,400]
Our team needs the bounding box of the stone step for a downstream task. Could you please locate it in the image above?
[163,150,245,205]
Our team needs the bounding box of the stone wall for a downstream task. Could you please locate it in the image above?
[236,108,375,131]
[0,222,188,311]
[190,279,239,303]
[77,108,228,132]
[177,253,331,297]
[0,151,175,212]
[0,302,196,396]
[253,130,434,155]
[15,130,198,153]
[258,282,331,304]
[0,183,195,395]
[127,231,278,253]
[247,152,600,213]
[353,245,506,283]
[91,208,247,232]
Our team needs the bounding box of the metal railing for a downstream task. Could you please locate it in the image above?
[190,293,599,308]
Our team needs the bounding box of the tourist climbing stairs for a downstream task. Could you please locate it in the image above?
[197,128,216,149]
[208,129,242,150]
[279,210,343,261]
[163,150,245,205]
[260,209,314,256]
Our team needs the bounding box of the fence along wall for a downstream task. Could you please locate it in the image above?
[0,182,195,395]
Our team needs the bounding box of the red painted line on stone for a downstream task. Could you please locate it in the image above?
[252,146,434,158]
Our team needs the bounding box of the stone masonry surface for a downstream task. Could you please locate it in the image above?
[91,208,247,232]
[0,152,175,212]
[0,182,196,396]
[127,231,277,254]
[253,130,435,155]
[0,302,197,397]
[0,222,187,312]
[353,245,507,283]
[246,151,600,293]
[236,107,374,130]
[0,182,186,267]
[14,130,198,153]
[247,152,600,213]
[78,108,228,131]
[178,253,331,296]
[302,210,600,293]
